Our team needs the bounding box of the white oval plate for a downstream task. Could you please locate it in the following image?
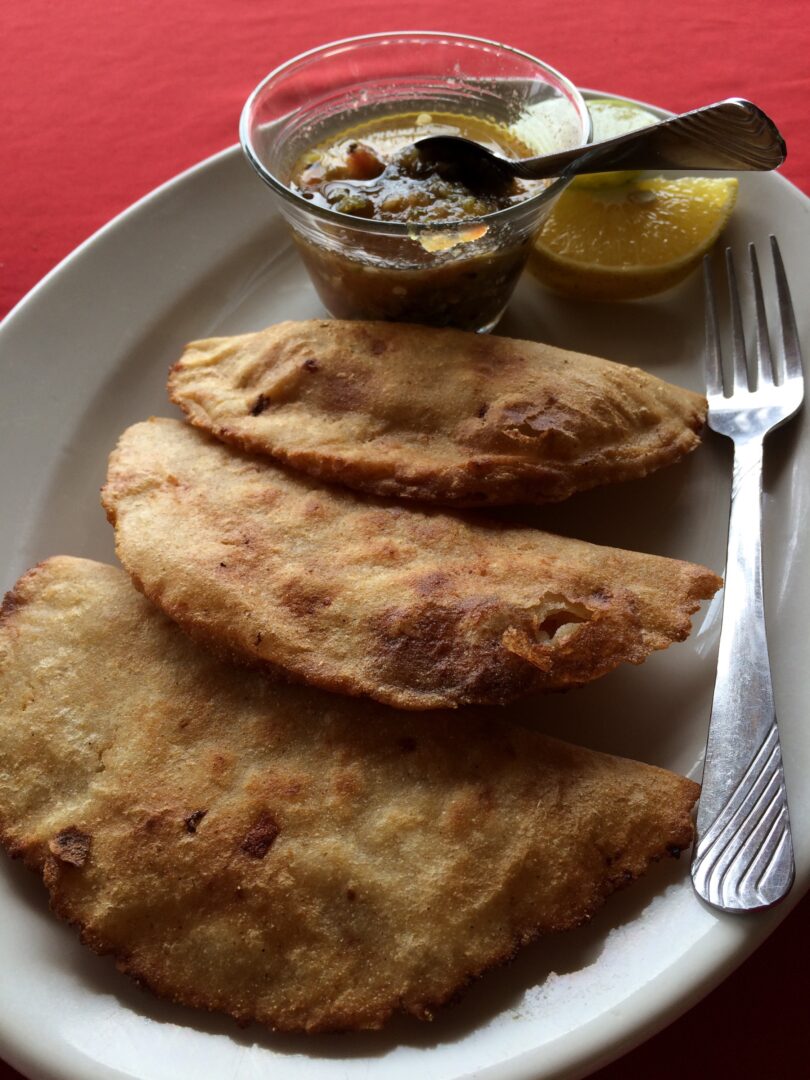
[0,93,808,1080]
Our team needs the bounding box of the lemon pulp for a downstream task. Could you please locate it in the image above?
[529,176,739,301]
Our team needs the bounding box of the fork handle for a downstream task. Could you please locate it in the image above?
[691,437,794,911]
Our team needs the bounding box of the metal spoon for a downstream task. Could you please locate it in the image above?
[414,98,785,192]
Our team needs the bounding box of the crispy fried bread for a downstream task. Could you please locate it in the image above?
[168,320,706,506]
[102,419,721,709]
[0,557,699,1032]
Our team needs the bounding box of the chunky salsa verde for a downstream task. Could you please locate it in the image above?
[290,112,538,223]
[285,111,547,330]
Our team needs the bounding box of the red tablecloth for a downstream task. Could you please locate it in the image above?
[1,1,808,1077]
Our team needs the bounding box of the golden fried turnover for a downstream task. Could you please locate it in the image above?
[0,557,699,1032]
[102,419,721,710]
[168,320,706,506]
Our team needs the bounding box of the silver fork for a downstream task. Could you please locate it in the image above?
[691,237,804,912]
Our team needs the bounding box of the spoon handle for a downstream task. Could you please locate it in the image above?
[514,98,786,179]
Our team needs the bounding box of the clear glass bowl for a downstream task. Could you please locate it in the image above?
[240,32,591,333]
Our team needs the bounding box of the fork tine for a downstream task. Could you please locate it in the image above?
[749,243,774,389]
[726,248,751,392]
[703,255,724,397]
[770,236,804,386]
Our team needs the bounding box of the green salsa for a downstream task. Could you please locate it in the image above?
[290,111,537,223]
[285,111,546,330]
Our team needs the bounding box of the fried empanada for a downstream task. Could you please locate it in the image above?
[168,320,706,506]
[0,557,699,1032]
[102,419,721,710]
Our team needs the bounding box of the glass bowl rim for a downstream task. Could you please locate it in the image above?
[239,30,593,238]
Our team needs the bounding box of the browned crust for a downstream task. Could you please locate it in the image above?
[116,532,719,711]
[1,746,698,1034]
[184,418,703,509]
[0,557,700,1032]
[168,320,707,507]
[102,419,722,710]
[0,561,46,623]
[38,809,694,1033]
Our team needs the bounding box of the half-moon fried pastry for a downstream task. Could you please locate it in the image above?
[102,419,721,710]
[168,320,706,506]
[0,557,699,1032]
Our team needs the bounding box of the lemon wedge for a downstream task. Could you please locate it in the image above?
[573,98,659,189]
[529,176,739,301]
